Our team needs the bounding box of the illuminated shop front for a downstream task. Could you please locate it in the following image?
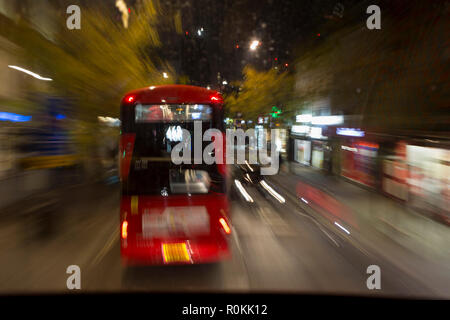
[341,141,379,188]
[406,144,449,220]
[293,139,311,165]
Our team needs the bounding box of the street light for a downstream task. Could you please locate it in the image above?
[222,80,228,85]
[163,72,168,79]
[8,65,52,81]
[249,40,260,51]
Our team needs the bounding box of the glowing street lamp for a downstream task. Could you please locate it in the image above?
[163,72,168,79]
[249,40,260,51]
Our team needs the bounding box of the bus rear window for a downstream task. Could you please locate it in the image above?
[135,104,212,122]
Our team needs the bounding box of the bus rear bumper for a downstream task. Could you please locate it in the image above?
[121,238,231,266]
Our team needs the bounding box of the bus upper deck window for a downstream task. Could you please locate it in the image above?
[135,104,212,123]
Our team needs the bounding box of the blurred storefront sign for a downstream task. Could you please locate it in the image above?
[336,127,365,137]
[309,126,327,139]
[295,114,343,126]
[0,111,32,122]
[311,115,343,126]
[291,125,310,135]
[296,114,312,123]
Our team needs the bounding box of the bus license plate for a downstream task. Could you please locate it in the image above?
[162,243,191,263]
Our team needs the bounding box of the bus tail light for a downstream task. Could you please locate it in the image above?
[123,95,136,104]
[210,94,223,104]
[121,221,128,239]
[219,218,231,234]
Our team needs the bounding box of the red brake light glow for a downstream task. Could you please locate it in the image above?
[126,95,135,103]
[121,221,128,239]
[219,218,231,234]
[210,94,223,104]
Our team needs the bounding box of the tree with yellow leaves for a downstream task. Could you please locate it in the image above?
[6,0,180,121]
[224,66,295,123]
[1,0,184,175]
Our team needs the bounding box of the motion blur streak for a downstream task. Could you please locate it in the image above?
[296,181,358,229]
[234,179,254,203]
[115,0,129,29]
[8,65,52,81]
[334,222,351,235]
[0,112,32,122]
[219,218,231,234]
[260,180,286,203]
[245,161,254,172]
[121,221,128,239]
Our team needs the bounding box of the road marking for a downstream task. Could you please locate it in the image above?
[254,207,276,238]
[378,217,411,237]
[230,225,251,288]
[257,206,295,236]
[231,226,243,256]
[300,211,340,247]
[335,221,351,235]
[92,230,119,266]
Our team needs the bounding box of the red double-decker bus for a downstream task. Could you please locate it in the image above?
[119,85,231,265]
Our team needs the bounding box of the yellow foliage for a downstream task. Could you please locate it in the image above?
[11,0,178,120]
[224,66,294,120]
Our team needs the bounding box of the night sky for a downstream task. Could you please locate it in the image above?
[58,0,424,88]
[154,0,381,87]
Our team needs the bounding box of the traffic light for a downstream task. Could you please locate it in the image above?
[271,106,282,118]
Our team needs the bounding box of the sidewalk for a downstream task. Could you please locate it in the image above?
[0,170,50,210]
[0,168,110,219]
[0,160,117,213]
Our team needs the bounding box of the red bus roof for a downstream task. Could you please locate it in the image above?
[121,84,223,105]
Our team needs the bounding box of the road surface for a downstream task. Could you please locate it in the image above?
[0,167,448,298]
